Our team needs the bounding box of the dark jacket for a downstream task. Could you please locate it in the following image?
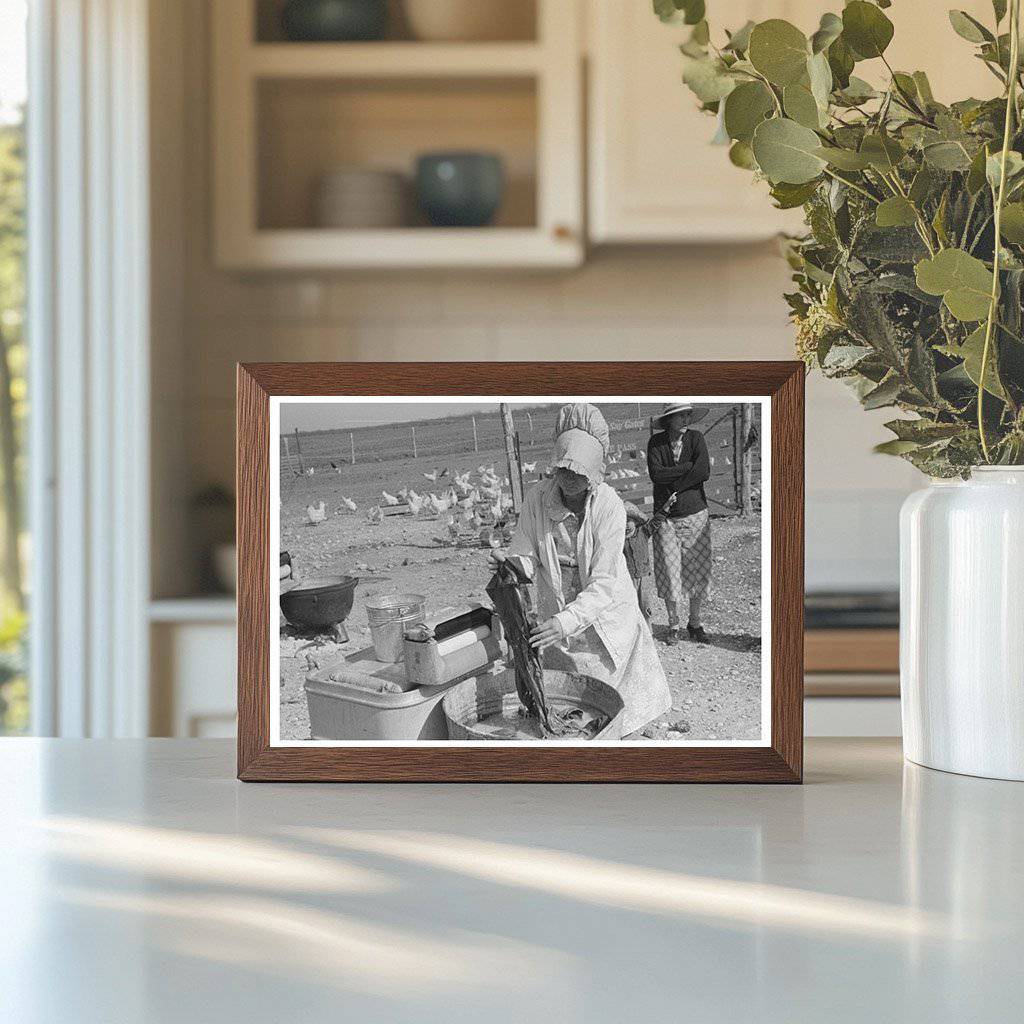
[646,429,710,518]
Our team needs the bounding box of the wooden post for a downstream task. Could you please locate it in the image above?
[472,416,479,453]
[500,403,524,513]
[411,425,417,459]
[525,410,533,443]
[732,406,740,509]
[282,434,291,473]
[740,404,753,515]
[350,432,356,465]
[293,427,305,475]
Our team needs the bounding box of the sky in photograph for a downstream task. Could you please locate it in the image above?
[279,401,504,433]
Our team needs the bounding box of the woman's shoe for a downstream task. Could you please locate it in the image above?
[664,626,682,646]
[687,624,709,644]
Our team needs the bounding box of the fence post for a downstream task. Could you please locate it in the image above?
[294,428,305,474]
[472,416,479,453]
[500,403,524,513]
[731,406,740,508]
[350,432,356,465]
[739,404,753,515]
[411,425,417,459]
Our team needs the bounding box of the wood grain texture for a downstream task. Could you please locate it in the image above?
[236,361,805,783]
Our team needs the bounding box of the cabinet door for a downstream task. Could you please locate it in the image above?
[589,1,814,243]
[588,1,1003,245]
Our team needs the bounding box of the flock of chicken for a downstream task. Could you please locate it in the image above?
[301,447,651,528]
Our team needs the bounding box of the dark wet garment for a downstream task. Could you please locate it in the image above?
[486,558,552,732]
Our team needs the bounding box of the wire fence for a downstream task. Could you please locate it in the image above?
[280,402,761,513]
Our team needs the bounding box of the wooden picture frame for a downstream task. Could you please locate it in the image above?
[237,362,804,782]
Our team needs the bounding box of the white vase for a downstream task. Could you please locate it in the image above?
[900,467,1024,781]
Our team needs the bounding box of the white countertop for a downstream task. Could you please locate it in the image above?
[1,738,1021,1023]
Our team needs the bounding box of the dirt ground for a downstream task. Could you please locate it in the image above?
[278,484,763,742]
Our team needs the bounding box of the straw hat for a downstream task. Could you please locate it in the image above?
[653,402,709,429]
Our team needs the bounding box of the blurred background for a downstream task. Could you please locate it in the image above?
[0,0,999,740]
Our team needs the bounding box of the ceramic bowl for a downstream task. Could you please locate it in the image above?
[403,0,534,42]
[414,152,505,228]
[281,0,388,42]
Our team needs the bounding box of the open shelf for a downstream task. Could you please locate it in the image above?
[257,76,538,232]
[213,0,581,268]
[249,42,544,78]
[254,0,538,45]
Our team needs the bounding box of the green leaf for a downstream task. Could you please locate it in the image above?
[827,35,855,89]
[836,75,877,104]
[814,146,872,170]
[770,179,820,209]
[1000,202,1024,242]
[948,10,993,44]
[875,196,918,228]
[862,374,902,409]
[752,117,827,184]
[915,249,994,321]
[783,83,822,128]
[723,81,775,143]
[748,19,810,87]
[810,12,843,54]
[654,0,705,25]
[728,140,758,169]
[681,55,736,103]
[912,71,935,105]
[884,418,962,443]
[807,51,833,110]
[959,324,1007,398]
[986,150,1024,190]
[909,165,936,205]
[923,141,973,171]
[874,439,922,455]
[724,20,755,53]
[967,142,993,193]
[860,133,905,172]
[993,0,1008,24]
[842,1,894,60]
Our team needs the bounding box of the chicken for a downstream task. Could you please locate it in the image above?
[423,470,439,482]
[522,461,537,473]
[305,466,315,476]
[366,505,383,525]
[340,496,357,512]
[381,490,399,506]
[306,501,327,525]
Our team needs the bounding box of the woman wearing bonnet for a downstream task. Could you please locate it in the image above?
[488,403,671,736]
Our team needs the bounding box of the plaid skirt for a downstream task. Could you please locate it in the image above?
[652,510,712,604]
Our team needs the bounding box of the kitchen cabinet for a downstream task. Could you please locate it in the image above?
[587,0,999,244]
[211,0,583,269]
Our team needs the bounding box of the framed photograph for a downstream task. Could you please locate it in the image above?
[237,362,804,782]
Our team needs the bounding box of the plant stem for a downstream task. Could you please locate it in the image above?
[979,0,1021,462]
[821,167,879,203]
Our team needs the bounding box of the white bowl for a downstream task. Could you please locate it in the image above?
[404,0,535,42]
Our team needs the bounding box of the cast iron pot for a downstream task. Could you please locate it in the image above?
[280,575,359,631]
[280,0,387,42]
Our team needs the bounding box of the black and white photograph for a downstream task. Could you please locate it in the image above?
[271,396,769,745]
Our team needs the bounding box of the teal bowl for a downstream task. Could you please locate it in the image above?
[415,152,505,228]
[281,0,388,42]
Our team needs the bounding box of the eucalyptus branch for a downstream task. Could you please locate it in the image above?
[821,167,880,203]
[979,0,1021,462]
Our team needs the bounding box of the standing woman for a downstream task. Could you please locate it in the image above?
[490,403,671,735]
[647,402,712,644]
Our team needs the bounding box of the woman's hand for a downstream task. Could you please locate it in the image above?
[486,548,508,571]
[529,616,565,651]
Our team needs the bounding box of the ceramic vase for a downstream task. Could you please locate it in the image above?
[900,467,1024,781]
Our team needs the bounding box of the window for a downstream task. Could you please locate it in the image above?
[0,0,28,734]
